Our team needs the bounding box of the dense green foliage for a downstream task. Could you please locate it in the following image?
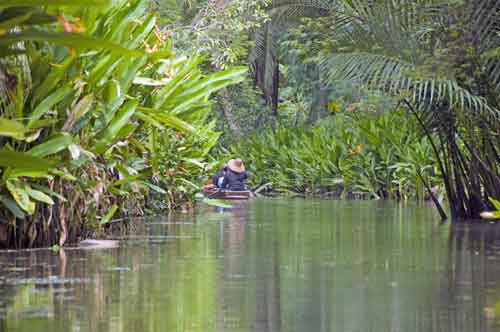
[0,0,499,248]
[192,0,499,219]
[250,0,500,219]
[0,0,245,247]
[234,108,441,200]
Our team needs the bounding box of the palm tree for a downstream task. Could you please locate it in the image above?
[252,0,500,219]
[319,0,500,219]
[249,0,335,115]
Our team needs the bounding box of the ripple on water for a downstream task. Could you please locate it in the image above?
[4,276,91,286]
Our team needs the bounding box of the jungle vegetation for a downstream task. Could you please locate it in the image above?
[0,0,499,248]
[0,0,246,248]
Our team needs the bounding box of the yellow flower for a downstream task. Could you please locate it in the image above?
[328,101,342,113]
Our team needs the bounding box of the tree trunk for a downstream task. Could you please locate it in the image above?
[219,88,242,138]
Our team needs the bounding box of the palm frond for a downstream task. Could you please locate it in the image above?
[320,52,500,118]
[270,0,335,20]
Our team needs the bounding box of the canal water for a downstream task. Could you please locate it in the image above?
[1,199,500,332]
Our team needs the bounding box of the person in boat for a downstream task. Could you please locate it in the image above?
[221,158,249,191]
[203,164,227,191]
[212,164,228,189]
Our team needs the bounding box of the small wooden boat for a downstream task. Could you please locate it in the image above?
[202,189,253,200]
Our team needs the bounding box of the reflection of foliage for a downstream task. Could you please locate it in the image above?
[5,284,53,331]
[3,201,500,331]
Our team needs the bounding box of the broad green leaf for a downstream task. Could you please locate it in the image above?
[481,211,500,220]
[202,199,232,209]
[24,129,42,143]
[68,144,81,160]
[100,100,138,141]
[6,181,35,214]
[0,118,28,140]
[102,79,122,105]
[183,158,205,168]
[32,56,74,105]
[154,113,196,134]
[489,197,500,212]
[176,66,247,100]
[139,107,196,134]
[26,187,54,205]
[63,94,94,131]
[0,195,25,219]
[51,169,77,181]
[140,181,167,194]
[129,137,146,152]
[178,178,200,190]
[128,15,156,48]
[100,204,118,225]
[31,184,67,202]
[135,112,164,129]
[133,77,171,86]
[0,8,55,27]
[28,134,73,158]
[114,123,138,140]
[28,86,72,128]
[4,168,50,179]
[0,11,32,30]
[0,150,55,170]
[109,173,143,187]
[25,119,58,129]
[87,54,123,86]
[166,67,247,115]
[153,55,205,108]
[0,32,143,57]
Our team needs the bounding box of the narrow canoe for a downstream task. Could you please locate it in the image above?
[203,189,253,200]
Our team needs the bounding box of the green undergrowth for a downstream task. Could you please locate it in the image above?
[233,108,443,200]
[0,0,245,248]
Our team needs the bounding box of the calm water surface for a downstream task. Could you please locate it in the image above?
[1,199,500,332]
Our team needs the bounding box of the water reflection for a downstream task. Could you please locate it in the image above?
[0,200,499,332]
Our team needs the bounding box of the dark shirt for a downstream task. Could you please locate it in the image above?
[222,169,249,191]
[212,172,225,188]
